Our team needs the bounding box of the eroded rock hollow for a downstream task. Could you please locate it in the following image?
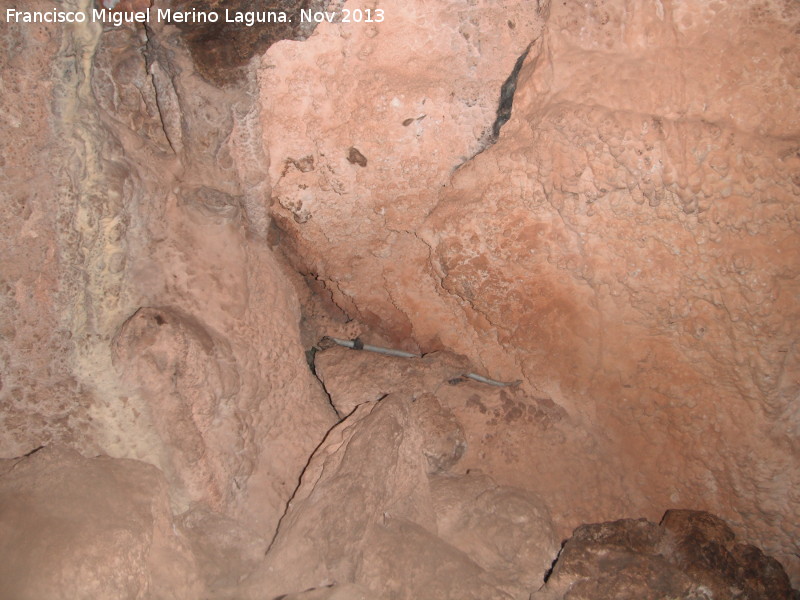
[0,0,798,597]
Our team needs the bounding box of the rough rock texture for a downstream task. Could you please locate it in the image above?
[176,506,267,593]
[0,0,334,549]
[262,0,546,325]
[168,0,326,86]
[262,0,800,583]
[245,347,796,598]
[0,446,202,599]
[1,0,799,596]
[274,585,370,600]
[0,0,84,462]
[240,390,559,599]
[314,345,630,531]
[535,509,800,600]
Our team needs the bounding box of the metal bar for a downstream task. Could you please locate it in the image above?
[326,337,521,387]
[463,372,522,387]
[329,337,420,358]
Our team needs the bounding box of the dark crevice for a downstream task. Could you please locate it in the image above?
[263,392,340,558]
[453,42,533,171]
[491,42,532,140]
[304,345,319,377]
[543,538,567,583]
[305,344,339,418]
[22,445,45,458]
[167,0,332,86]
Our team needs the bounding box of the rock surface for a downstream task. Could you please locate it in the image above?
[0,446,203,599]
[0,0,336,543]
[535,509,800,600]
[240,390,559,599]
[0,0,798,596]
[262,0,800,582]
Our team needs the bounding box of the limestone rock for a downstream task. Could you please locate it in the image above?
[112,306,242,510]
[274,584,370,600]
[2,0,799,594]
[535,510,800,600]
[312,345,629,548]
[430,471,558,595]
[0,446,203,599]
[261,0,546,349]
[239,393,557,599]
[176,506,268,593]
[0,0,90,458]
[261,0,800,582]
[314,345,472,416]
[1,0,336,545]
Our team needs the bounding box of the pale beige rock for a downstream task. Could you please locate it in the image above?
[0,0,336,546]
[0,446,203,599]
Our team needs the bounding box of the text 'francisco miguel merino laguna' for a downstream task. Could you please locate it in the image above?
[6,7,386,26]
[6,8,293,27]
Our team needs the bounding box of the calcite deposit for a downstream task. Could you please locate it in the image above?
[0,0,798,597]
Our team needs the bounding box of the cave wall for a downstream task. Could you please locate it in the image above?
[0,0,335,538]
[261,0,800,581]
[0,0,798,594]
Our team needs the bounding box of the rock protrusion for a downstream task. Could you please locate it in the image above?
[0,446,203,599]
[535,509,800,600]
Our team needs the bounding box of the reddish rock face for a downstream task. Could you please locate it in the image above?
[0,447,203,598]
[261,0,800,583]
[0,0,798,595]
[239,391,559,599]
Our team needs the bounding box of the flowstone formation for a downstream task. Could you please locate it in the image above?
[0,0,798,597]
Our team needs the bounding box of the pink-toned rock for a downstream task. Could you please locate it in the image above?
[314,345,473,416]
[2,0,799,594]
[313,345,644,547]
[0,0,92,458]
[430,471,557,594]
[0,446,203,599]
[260,0,546,349]
[176,506,268,594]
[423,0,800,580]
[261,0,800,583]
[275,584,370,600]
[240,392,558,599]
[1,0,336,545]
